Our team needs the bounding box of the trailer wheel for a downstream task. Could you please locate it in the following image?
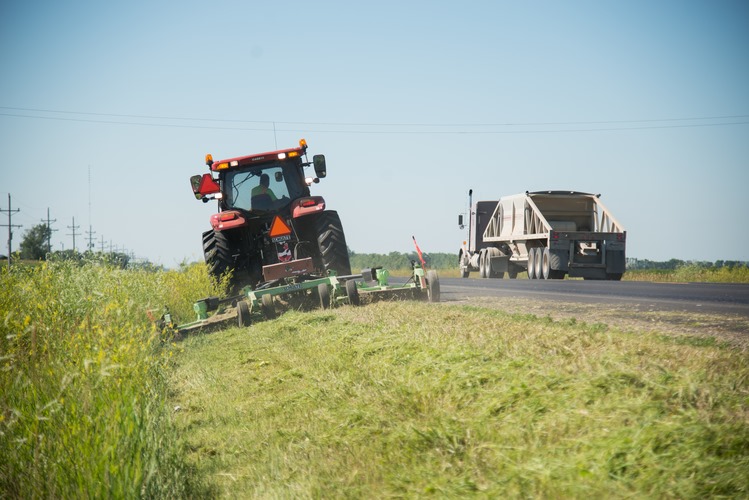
[318,283,331,309]
[535,247,545,279]
[261,294,276,319]
[478,249,487,278]
[606,273,623,281]
[541,248,551,280]
[237,301,251,328]
[527,248,537,279]
[426,270,440,303]
[345,280,360,306]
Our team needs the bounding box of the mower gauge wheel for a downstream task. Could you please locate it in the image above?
[426,270,441,303]
[237,301,251,327]
[345,279,360,306]
[318,283,331,309]
[261,294,276,319]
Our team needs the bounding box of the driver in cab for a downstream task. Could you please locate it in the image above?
[250,173,278,208]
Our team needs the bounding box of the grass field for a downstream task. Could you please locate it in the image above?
[2,262,747,498]
[170,302,749,498]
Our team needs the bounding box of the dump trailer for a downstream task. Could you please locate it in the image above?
[458,190,626,280]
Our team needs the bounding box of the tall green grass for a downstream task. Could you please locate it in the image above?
[171,302,749,498]
[0,261,223,498]
[625,264,749,283]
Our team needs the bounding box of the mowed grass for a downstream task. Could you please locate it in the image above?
[171,301,749,498]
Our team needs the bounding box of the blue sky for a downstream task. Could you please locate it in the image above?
[1,1,747,266]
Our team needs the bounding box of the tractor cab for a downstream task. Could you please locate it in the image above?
[190,138,327,216]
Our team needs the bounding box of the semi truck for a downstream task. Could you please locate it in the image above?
[458,190,626,280]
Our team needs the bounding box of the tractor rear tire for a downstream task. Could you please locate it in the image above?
[202,229,252,291]
[312,211,351,276]
[203,229,234,281]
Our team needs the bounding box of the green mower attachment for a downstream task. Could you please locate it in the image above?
[160,258,440,335]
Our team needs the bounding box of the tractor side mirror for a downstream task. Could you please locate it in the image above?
[190,173,220,200]
[458,214,464,228]
[313,154,326,178]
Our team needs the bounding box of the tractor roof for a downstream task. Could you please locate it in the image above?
[208,140,308,172]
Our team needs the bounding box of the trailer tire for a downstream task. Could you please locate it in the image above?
[237,301,251,328]
[541,248,551,280]
[426,270,440,303]
[478,249,487,278]
[535,247,545,279]
[318,283,331,309]
[527,248,537,279]
[606,273,623,281]
[261,294,276,319]
[345,279,360,306]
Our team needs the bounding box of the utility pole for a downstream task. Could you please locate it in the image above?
[41,208,58,255]
[86,166,95,252]
[86,224,96,252]
[1,194,22,270]
[67,217,81,253]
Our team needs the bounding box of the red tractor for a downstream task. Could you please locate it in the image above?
[190,139,351,290]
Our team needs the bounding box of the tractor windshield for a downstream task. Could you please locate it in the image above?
[223,163,304,213]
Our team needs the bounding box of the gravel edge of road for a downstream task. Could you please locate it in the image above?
[444,296,749,350]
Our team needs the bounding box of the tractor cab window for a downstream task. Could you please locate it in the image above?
[224,164,300,212]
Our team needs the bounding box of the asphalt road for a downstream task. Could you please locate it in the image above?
[437,277,749,318]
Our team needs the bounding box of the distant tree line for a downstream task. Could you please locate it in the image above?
[4,222,160,270]
[626,258,747,270]
[349,250,456,271]
[348,252,748,272]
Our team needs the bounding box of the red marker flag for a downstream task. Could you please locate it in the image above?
[412,235,427,269]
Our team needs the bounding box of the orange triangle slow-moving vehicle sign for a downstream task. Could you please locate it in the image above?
[269,216,293,241]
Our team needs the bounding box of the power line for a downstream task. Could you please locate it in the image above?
[0,106,747,134]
